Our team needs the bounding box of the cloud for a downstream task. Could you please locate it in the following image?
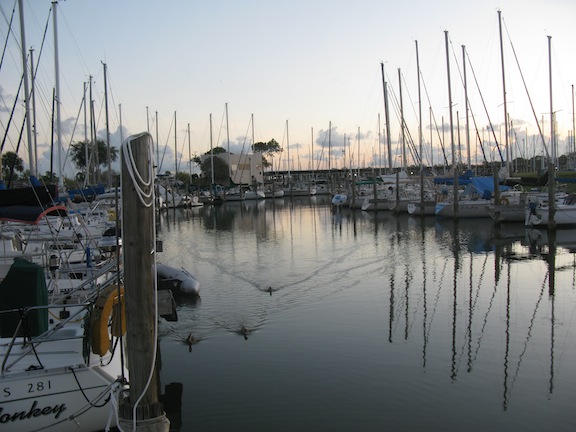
[60,117,78,136]
[0,84,19,113]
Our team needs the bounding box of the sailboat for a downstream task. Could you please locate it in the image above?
[3,6,143,429]
[525,193,576,226]
[283,120,317,197]
[204,113,223,205]
[524,33,568,227]
[435,175,523,218]
[0,204,127,432]
[406,41,437,216]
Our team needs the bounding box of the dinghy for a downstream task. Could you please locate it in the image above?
[156,263,200,295]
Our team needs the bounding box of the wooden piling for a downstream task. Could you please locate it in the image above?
[118,133,170,431]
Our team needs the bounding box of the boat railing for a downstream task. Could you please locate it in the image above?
[47,258,122,296]
[0,300,91,374]
[0,266,122,374]
[1,261,122,373]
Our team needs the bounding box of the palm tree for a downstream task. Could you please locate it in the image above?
[1,151,24,181]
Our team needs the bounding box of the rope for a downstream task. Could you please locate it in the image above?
[120,132,154,207]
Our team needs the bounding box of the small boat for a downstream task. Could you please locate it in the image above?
[331,193,347,206]
[361,185,396,211]
[313,180,331,195]
[283,182,317,197]
[435,177,520,219]
[243,189,266,200]
[265,189,285,198]
[525,193,576,227]
[156,263,200,295]
[263,181,285,198]
[221,186,245,202]
[490,192,566,223]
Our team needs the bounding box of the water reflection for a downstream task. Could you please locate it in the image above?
[156,201,576,431]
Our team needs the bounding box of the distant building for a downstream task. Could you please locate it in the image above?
[567,152,576,171]
[201,152,264,186]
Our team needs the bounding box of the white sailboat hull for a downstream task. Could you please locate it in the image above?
[407,200,436,215]
[435,200,492,218]
[265,189,284,198]
[283,186,317,197]
[1,304,125,432]
[0,356,122,432]
[244,190,266,200]
[525,204,576,226]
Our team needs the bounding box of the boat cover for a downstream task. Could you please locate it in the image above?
[0,258,48,338]
[0,184,58,207]
[0,205,68,224]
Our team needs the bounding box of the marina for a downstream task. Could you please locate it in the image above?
[1,1,576,430]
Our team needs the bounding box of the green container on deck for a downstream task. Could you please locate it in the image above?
[0,258,48,338]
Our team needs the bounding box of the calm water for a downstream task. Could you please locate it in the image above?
[155,196,575,432]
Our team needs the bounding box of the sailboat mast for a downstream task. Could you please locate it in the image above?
[378,113,382,175]
[251,113,255,148]
[429,106,434,169]
[83,82,88,181]
[398,68,406,170]
[30,48,38,176]
[445,30,458,215]
[103,62,111,187]
[187,123,192,178]
[571,84,576,152]
[381,62,392,174]
[146,106,150,132]
[356,126,360,178]
[226,103,231,181]
[445,31,456,168]
[548,35,555,163]
[415,41,423,172]
[310,127,314,173]
[119,104,124,141]
[83,83,88,144]
[155,111,159,174]
[226,103,230,153]
[89,76,95,185]
[286,120,290,176]
[416,40,424,207]
[462,45,471,171]
[498,10,510,175]
[328,121,332,171]
[210,113,215,187]
[52,1,62,187]
[18,0,35,176]
[547,35,555,229]
[174,111,178,176]
[570,84,576,152]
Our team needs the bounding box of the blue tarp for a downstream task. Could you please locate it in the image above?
[462,177,510,198]
[67,184,106,199]
[433,170,474,185]
[556,177,576,184]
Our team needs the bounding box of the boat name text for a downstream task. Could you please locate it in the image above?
[3,379,52,397]
[0,401,67,423]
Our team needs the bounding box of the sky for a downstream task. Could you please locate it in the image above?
[1,0,575,179]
